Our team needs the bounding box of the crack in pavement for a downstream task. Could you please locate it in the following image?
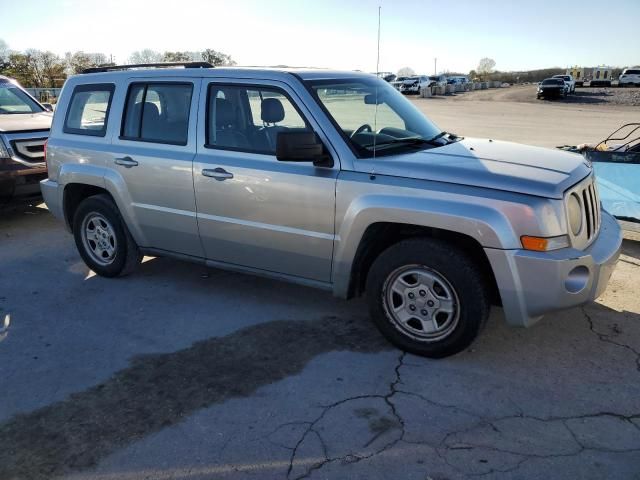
[283,349,640,479]
[582,306,640,372]
[286,353,407,479]
[0,316,392,480]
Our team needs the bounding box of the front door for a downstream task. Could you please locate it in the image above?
[110,78,203,257]
[193,80,337,282]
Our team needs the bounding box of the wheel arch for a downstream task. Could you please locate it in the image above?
[342,222,501,307]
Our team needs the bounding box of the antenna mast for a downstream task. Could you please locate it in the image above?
[373,5,381,163]
[376,6,381,75]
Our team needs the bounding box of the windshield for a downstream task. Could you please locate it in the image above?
[0,82,43,114]
[306,77,445,158]
[542,79,563,85]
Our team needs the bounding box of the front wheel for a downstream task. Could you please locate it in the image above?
[73,194,141,277]
[366,238,490,358]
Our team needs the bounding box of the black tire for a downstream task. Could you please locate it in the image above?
[366,238,490,358]
[72,194,140,277]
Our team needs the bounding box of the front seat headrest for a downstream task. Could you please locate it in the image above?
[216,99,235,128]
[261,98,285,123]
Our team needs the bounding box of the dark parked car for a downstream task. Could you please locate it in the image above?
[536,78,567,100]
[0,75,52,201]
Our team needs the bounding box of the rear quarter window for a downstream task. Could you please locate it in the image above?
[63,83,115,136]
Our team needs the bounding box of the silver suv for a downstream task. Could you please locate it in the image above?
[41,63,622,358]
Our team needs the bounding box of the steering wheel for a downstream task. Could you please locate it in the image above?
[351,124,373,138]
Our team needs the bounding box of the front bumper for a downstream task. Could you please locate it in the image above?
[538,88,564,97]
[485,210,622,327]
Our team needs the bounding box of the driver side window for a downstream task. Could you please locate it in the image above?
[206,84,310,155]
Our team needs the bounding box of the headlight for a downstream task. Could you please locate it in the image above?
[568,193,583,235]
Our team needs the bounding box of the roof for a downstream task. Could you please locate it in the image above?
[72,66,375,83]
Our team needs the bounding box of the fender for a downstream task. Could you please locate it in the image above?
[102,167,148,247]
[331,190,525,298]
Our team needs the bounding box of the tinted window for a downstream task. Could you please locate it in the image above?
[625,69,640,75]
[206,84,309,154]
[542,79,563,85]
[64,84,114,136]
[121,83,193,145]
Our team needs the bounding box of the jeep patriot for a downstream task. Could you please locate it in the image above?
[41,63,622,357]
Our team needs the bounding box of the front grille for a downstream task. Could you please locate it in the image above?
[581,180,600,242]
[10,137,47,163]
[566,175,601,250]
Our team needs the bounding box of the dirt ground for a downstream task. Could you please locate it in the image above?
[447,84,640,107]
[411,85,639,149]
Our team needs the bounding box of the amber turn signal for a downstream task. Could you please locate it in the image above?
[521,235,570,252]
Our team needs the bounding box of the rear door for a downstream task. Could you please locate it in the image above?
[192,79,338,282]
[109,77,203,257]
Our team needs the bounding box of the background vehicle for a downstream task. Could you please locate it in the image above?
[537,78,567,99]
[42,64,621,358]
[0,75,52,201]
[447,76,468,85]
[428,75,448,87]
[590,66,613,87]
[391,76,408,91]
[374,71,397,83]
[553,74,575,94]
[400,75,431,94]
[618,67,640,87]
[566,66,586,87]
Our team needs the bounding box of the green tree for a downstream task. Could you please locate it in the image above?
[4,50,66,87]
[162,51,192,62]
[201,49,236,66]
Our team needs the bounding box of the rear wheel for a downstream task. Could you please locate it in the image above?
[366,238,490,358]
[73,194,140,277]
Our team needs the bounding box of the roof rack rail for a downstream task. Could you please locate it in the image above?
[81,62,214,74]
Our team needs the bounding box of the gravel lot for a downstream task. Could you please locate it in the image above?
[446,84,640,107]
[412,86,639,149]
[1,94,640,480]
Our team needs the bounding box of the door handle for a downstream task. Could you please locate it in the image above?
[114,156,139,168]
[202,167,234,181]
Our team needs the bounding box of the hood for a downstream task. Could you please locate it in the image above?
[357,138,591,199]
[0,112,52,133]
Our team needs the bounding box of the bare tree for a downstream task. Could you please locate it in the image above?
[396,67,415,77]
[128,49,162,64]
[477,58,496,79]
[65,52,109,74]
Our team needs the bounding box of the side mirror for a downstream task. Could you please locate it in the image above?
[41,103,54,112]
[276,132,333,167]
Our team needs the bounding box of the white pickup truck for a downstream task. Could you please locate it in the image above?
[553,74,575,94]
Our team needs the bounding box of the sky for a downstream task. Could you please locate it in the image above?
[1,0,638,74]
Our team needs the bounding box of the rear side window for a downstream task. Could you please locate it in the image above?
[121,82,193,145]
[64,84,114,136]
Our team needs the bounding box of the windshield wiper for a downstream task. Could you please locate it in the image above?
[363,131,455,149]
